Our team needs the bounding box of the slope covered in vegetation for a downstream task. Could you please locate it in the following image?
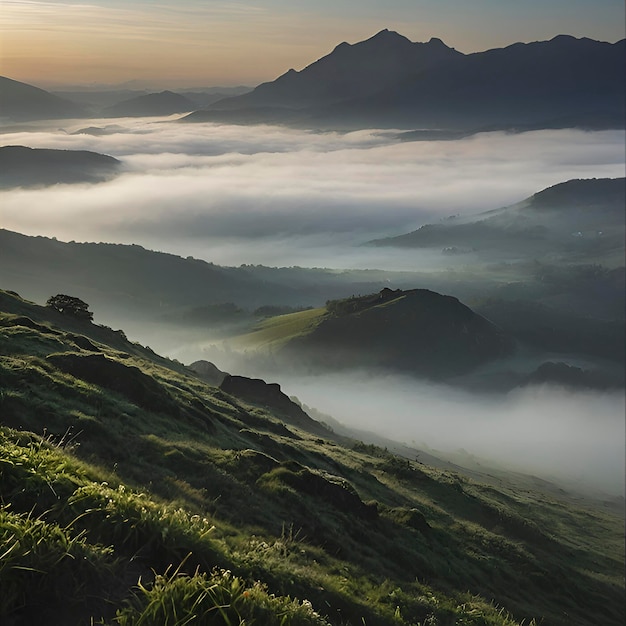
[234,288,514,378]
[0,289,624,625]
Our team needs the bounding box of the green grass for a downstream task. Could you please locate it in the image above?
[0,289,624,626]
[231,307,326,351]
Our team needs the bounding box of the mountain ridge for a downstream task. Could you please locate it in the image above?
[0,75,86,121]
[185,32,625,130]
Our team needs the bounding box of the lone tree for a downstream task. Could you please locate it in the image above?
[46,294,94,321]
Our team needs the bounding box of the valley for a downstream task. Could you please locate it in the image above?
[1,16,625,626]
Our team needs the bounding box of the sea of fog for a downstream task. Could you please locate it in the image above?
[2,116,625,497]
[1,117,624,270]
[276,371,626,497]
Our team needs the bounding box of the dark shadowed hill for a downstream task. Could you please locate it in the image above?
[0,146,121,188]
[0,76,86,121]
[102,90,196,117]
[237,288,514,378]
[370,178,625,260]
[184,32,625,131]
[0,229,406,327]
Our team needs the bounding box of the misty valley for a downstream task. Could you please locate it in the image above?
[1,27,625,626]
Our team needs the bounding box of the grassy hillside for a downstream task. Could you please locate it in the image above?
[233,288,514,379]
[0,289,624,625]
[233,307,327,351]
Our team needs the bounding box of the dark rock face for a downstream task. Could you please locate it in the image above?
[47,352,177,414]
[188,360,227,386]
[219,375,330,436]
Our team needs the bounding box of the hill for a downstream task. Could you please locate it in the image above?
[234,288,514,378]
[0,229,406,328]
[0,146,121,188]
[0,76,86,121]
[370,178,626,263]
[0,287,623,625]
[184,32,625,130]
[102,90,196,117]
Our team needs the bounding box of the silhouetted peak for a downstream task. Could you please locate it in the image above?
[365,29,411,45]
[427,37,449,48]
[550,34,578,43]
[332,41,351,52]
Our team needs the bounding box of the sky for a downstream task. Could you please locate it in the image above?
[1,0,624,89]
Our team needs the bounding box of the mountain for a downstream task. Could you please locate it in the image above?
[370,178,626,260]
[0,146,121,188]
[234,287,514,378]
[102,90,196,117]
[0,76,86,121]
[184,32,625,130]
[0,287,623,626]
[200,30,461,111]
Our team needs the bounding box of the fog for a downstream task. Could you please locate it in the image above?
[277,371,626,497]
[2,117,624,497]
[1,118,624,269]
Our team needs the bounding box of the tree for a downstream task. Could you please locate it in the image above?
[46,294,93,321]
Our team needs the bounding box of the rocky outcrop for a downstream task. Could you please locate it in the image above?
[220,375,330,437]
[188,360,227,386]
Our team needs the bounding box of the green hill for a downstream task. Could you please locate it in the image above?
[235,288,514,378]
[0,288,624,625]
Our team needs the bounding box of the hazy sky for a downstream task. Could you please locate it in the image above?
[1,0,624,88]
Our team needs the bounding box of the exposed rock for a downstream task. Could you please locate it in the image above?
[188,360,228,385]
[220,375,330,436]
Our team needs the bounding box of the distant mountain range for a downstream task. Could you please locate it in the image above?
[102,90,196,117]
[185,30,625,130]
[0,76,87,121]
[2,31,623,130]
[0,146,121,188]
[0,78,250,121]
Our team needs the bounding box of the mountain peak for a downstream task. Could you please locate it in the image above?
[427,36,449,47]
[365,28,412,45]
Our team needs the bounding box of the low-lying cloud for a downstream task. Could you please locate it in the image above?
[1,119,624,268]
[277,371,626,497]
